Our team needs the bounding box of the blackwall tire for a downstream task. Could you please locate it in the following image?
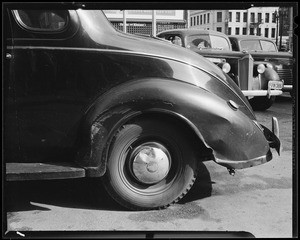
[249,96,275,111]
[102,118,198,210]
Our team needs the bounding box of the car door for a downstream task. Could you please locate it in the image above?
[4,7,22,163]
[8,9,86,163]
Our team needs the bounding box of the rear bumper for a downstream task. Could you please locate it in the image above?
[215,117,281,169]
[242,80,284,98]
[282,84,293,92]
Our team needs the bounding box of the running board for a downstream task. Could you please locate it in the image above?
[6,162,86,181]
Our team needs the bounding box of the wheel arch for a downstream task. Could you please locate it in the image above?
[81,108,213,177]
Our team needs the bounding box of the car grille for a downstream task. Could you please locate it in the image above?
[276,69,293,85]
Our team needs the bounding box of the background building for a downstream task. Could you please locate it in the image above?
[103,10,186,35]
[189,7,292,50]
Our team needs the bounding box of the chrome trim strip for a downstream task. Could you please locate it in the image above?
[242,90,282,97]
[215,152,272,169]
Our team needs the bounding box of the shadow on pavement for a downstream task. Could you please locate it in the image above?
[5,178,123,212]
[178,161,213,204]
[5,161,213,212]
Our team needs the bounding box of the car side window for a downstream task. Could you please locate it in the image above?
[187,35,211,49]
[230,39,239,51]
[13,10,68,31]
[210,36,230,50]
[260,40,277,52]
[240,40,262,51]
[167,35,182,46]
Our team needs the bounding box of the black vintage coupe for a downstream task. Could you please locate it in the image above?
[4,3,281,210]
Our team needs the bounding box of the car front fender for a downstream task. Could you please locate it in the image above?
[75,78,274,177]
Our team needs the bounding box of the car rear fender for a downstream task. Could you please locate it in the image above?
[75,78,270,177]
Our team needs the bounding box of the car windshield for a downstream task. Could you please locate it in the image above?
[187,34,230,50]
[240,40,277,52]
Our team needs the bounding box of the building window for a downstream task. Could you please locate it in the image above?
[200,15,202,24]
[265,13,269,23]
[250,13,255,22]
[207,13,210,23]
[236,12,240,22]
[228,27,231,35]
[190,17,193,26]
[265,28,269,37]
[250,28,254,35]
[258,13,262,23]
[243,27,247,35]
[272,12,276,23]
[235,27,240,35]
[271,28,276,38]
[217,12,222,22]
[204,14,206,24]
[243,12,247,22]
[194,16,196,25]
[197,16,199,25]
[216,27,222,32]
[257,28,261,36]
[229,12,232,22]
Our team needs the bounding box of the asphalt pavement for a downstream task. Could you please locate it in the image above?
[4,93,295,238]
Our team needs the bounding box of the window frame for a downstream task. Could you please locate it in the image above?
[12,9,69,33]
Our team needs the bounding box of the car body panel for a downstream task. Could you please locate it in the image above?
[4,5,280,181]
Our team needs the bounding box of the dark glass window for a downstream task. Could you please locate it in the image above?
[250,13,255,22]
[258,13,262,23]
[207,13,210,23]
[271,28,276,38]
[265,13,269,23]
[250,28,254,35]
[243,12,247,22]
[14,10,68,31]
[235,27,240,35]
[229,12,232,22]
[256,28,261,36]
[236,12,240,22]
[272,12,276,23]
[217,12,222,22]
[265,28,269,37]
[216,27,222,32]
[228,27,231,35]
[257,28,261,36]
[243,27,247,35]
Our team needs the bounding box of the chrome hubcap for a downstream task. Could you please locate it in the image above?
[131,142,171,184]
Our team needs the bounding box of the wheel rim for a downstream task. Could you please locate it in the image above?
[129,142,172,185]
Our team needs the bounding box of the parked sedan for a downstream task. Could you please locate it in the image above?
[229,35,294,95]
[4,3,280,210]
[157,29,285,110]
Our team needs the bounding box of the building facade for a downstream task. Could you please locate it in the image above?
[189,7,281,40]
[103,10,186,35]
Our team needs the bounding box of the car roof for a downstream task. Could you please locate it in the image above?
[228,35,274,42]
[157,28,227,37]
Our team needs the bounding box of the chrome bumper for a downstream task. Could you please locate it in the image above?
[242,80,284,98]
[261,117,281,155]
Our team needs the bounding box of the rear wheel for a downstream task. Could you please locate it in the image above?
[102,118,198,210]
[249,96,275,111]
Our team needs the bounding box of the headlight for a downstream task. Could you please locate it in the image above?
[257,64,266,74]
[218,62,231,74]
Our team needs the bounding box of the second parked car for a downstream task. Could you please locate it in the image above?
[229,35,294,95]
[157,29,286,110]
